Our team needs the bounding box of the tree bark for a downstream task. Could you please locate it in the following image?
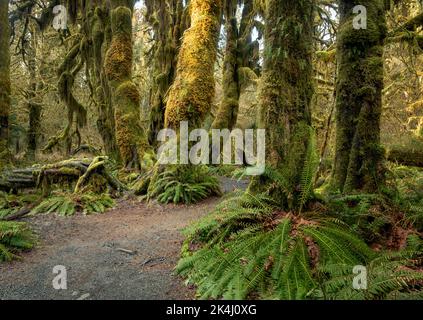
[211,0,240,130]
[26,30,42,160]
[88,3,120,159]
[212,0,258,130]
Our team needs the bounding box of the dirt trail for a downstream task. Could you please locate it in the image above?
[0,178,246,300]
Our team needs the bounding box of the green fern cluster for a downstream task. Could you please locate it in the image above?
[0,221,35,262]
[31,195,76,216]
[147,165,221,204]
[314,235,423,300]
[177,202,374,299]
[183,191,275,245]
[325,193,392,243]
[389,165,423,231]
[246,127,319,210]
[0,192,40,219]
[30,193,115,216]
[79,193,115,214]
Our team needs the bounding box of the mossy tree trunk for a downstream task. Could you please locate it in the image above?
[212,0,258,130]
[211,0,239,130]
[0,0,11,164]
[332,0,387,193]
[146,0,189,146]
[141,0,222,198]
[164,0,223,130]
[26,29,42,160]
[87,3,120,159]
[105,1,149,170]
[249,0,315,209]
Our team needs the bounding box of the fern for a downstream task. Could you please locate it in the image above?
[147,165,221,204]
[182,191,274,244]
[30,193,115,216]
[299,127,319,212]
[176,210,373,300]
[0,221,35,262]
[315,242,423,300]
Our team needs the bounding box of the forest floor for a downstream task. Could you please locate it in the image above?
[0,178,248,300]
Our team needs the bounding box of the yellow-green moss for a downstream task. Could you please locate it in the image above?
[164,0,222,130]
[105,5,149,169]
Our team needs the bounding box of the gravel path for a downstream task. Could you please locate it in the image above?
[0,177,247,300]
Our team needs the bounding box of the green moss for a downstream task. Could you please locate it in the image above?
[212,1,240,130]
[249,0,315,209]
[332,0,387,193]
[105,5,149,169]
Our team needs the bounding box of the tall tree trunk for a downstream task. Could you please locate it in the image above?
[146,0,188,146]
[0,0,11,164]
[212,0,257,130]
[105,1,149,170]
[26,30,42,160]
[164,0,222,130]
[332,0,387,193]
[88,3,120,159]
[249,0,315,210]
[211,0,239,130]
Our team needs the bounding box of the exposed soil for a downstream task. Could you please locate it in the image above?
[0,177,248,300]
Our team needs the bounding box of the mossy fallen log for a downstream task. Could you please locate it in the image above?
[0,157,127,194]
[387,148,423,167]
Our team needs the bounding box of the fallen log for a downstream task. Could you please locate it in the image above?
[0,157,127,194]
[387,147,423,167]
[2,207,31,221]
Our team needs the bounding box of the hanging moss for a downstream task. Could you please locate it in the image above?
[105,5,149,170]
[0,0,11,165]
[164,0,223,130]
[146,0,188,147]
[89,4,119,159]
[332,0,387,193]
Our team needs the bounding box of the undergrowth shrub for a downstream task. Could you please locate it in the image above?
[147,165,221,204]
[314,234,423,300]
[0,192,39,219]
[0,221,35,262]
[176,191,375,299]
[30,192,115,216]
[319,165,423,243]
[389,165,423,231]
